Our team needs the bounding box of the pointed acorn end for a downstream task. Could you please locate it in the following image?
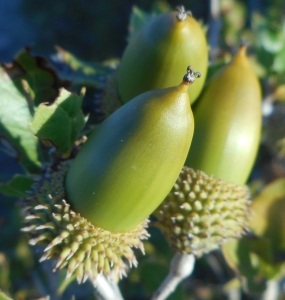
[153,166,251,257]
[239,38,248,51]
[182,66,201,86]
[176,5,192,21]
[21,162,149,283]
[236,41,248,59]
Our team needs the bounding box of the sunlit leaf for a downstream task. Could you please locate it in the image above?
[259,28,284,54]
[250,178,285,255]
[0,66,41,173]
[31,88,86,156]
[2,48,70,106]
[127,1,171,42]
[223,179,285,294]
[52,46,112,87]
[0,292,13,300]
[222,237,281,295]
[273,44,285,73]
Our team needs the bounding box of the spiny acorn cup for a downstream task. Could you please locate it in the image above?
[117,6,208,105]
[154,46,261,255]
[154,167,251,256]
[22,66,200,283]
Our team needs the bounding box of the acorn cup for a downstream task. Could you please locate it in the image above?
[22,66,200,283]
[154,46,262,256]
[117,5,208,105]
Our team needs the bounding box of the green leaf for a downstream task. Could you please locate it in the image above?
[259,27,284,54]
[0,174,34,198]
[222,179,285,294]
[53,46,112,87]
[0,66,42,173]
[250,178,285,256]
[127,1,171,42]
[31,88,86,156]
[0,292,13,300]
[128,6,153,41]
[273,44,285,73]
[3,48,70,106]
[222,236,284,295]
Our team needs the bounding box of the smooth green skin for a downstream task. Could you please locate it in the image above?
[66,83,194,232]
[185,47,262,185]
[117,11,208,105]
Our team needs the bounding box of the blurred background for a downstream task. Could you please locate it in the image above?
[0,0,277,62]
[0,0,206,62]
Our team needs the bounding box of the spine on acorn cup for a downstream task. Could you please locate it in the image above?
[22,66,201,283]
[154,46,262,256]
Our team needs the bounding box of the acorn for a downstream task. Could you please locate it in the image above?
[22,162,149,283]
[66,66,200,232]
[154,46,261,255]
[117,6,208,105]
[185,45,262,185]
[22,66,200,283]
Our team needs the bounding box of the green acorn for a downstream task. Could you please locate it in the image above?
[22,162,149,283]
[154,46,261,255]
[117,6,208,104]
[185,45,262,185]
[23,66,200,282]
[66,66,199,233]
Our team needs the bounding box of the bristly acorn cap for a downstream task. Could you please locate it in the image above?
[153,166,251,256]
[22,161,149,284]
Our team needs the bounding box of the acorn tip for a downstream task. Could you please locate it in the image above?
[183,66,201,84]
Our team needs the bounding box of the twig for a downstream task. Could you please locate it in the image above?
[91,274,124,300]
[226,288,241,300]
[151,253,195,300]
[261,280,279,300]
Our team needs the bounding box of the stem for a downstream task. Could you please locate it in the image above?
[91,274,124,300]
[261,280,279,300]
[151,253,195,300]
[262,94,275,116]
[176,6,192,22]
[225,288,241,300]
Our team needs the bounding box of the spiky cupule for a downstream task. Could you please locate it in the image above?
[22,161,149,284]
[153,167,251,257]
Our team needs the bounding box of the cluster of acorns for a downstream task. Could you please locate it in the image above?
[22,6,261,283]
